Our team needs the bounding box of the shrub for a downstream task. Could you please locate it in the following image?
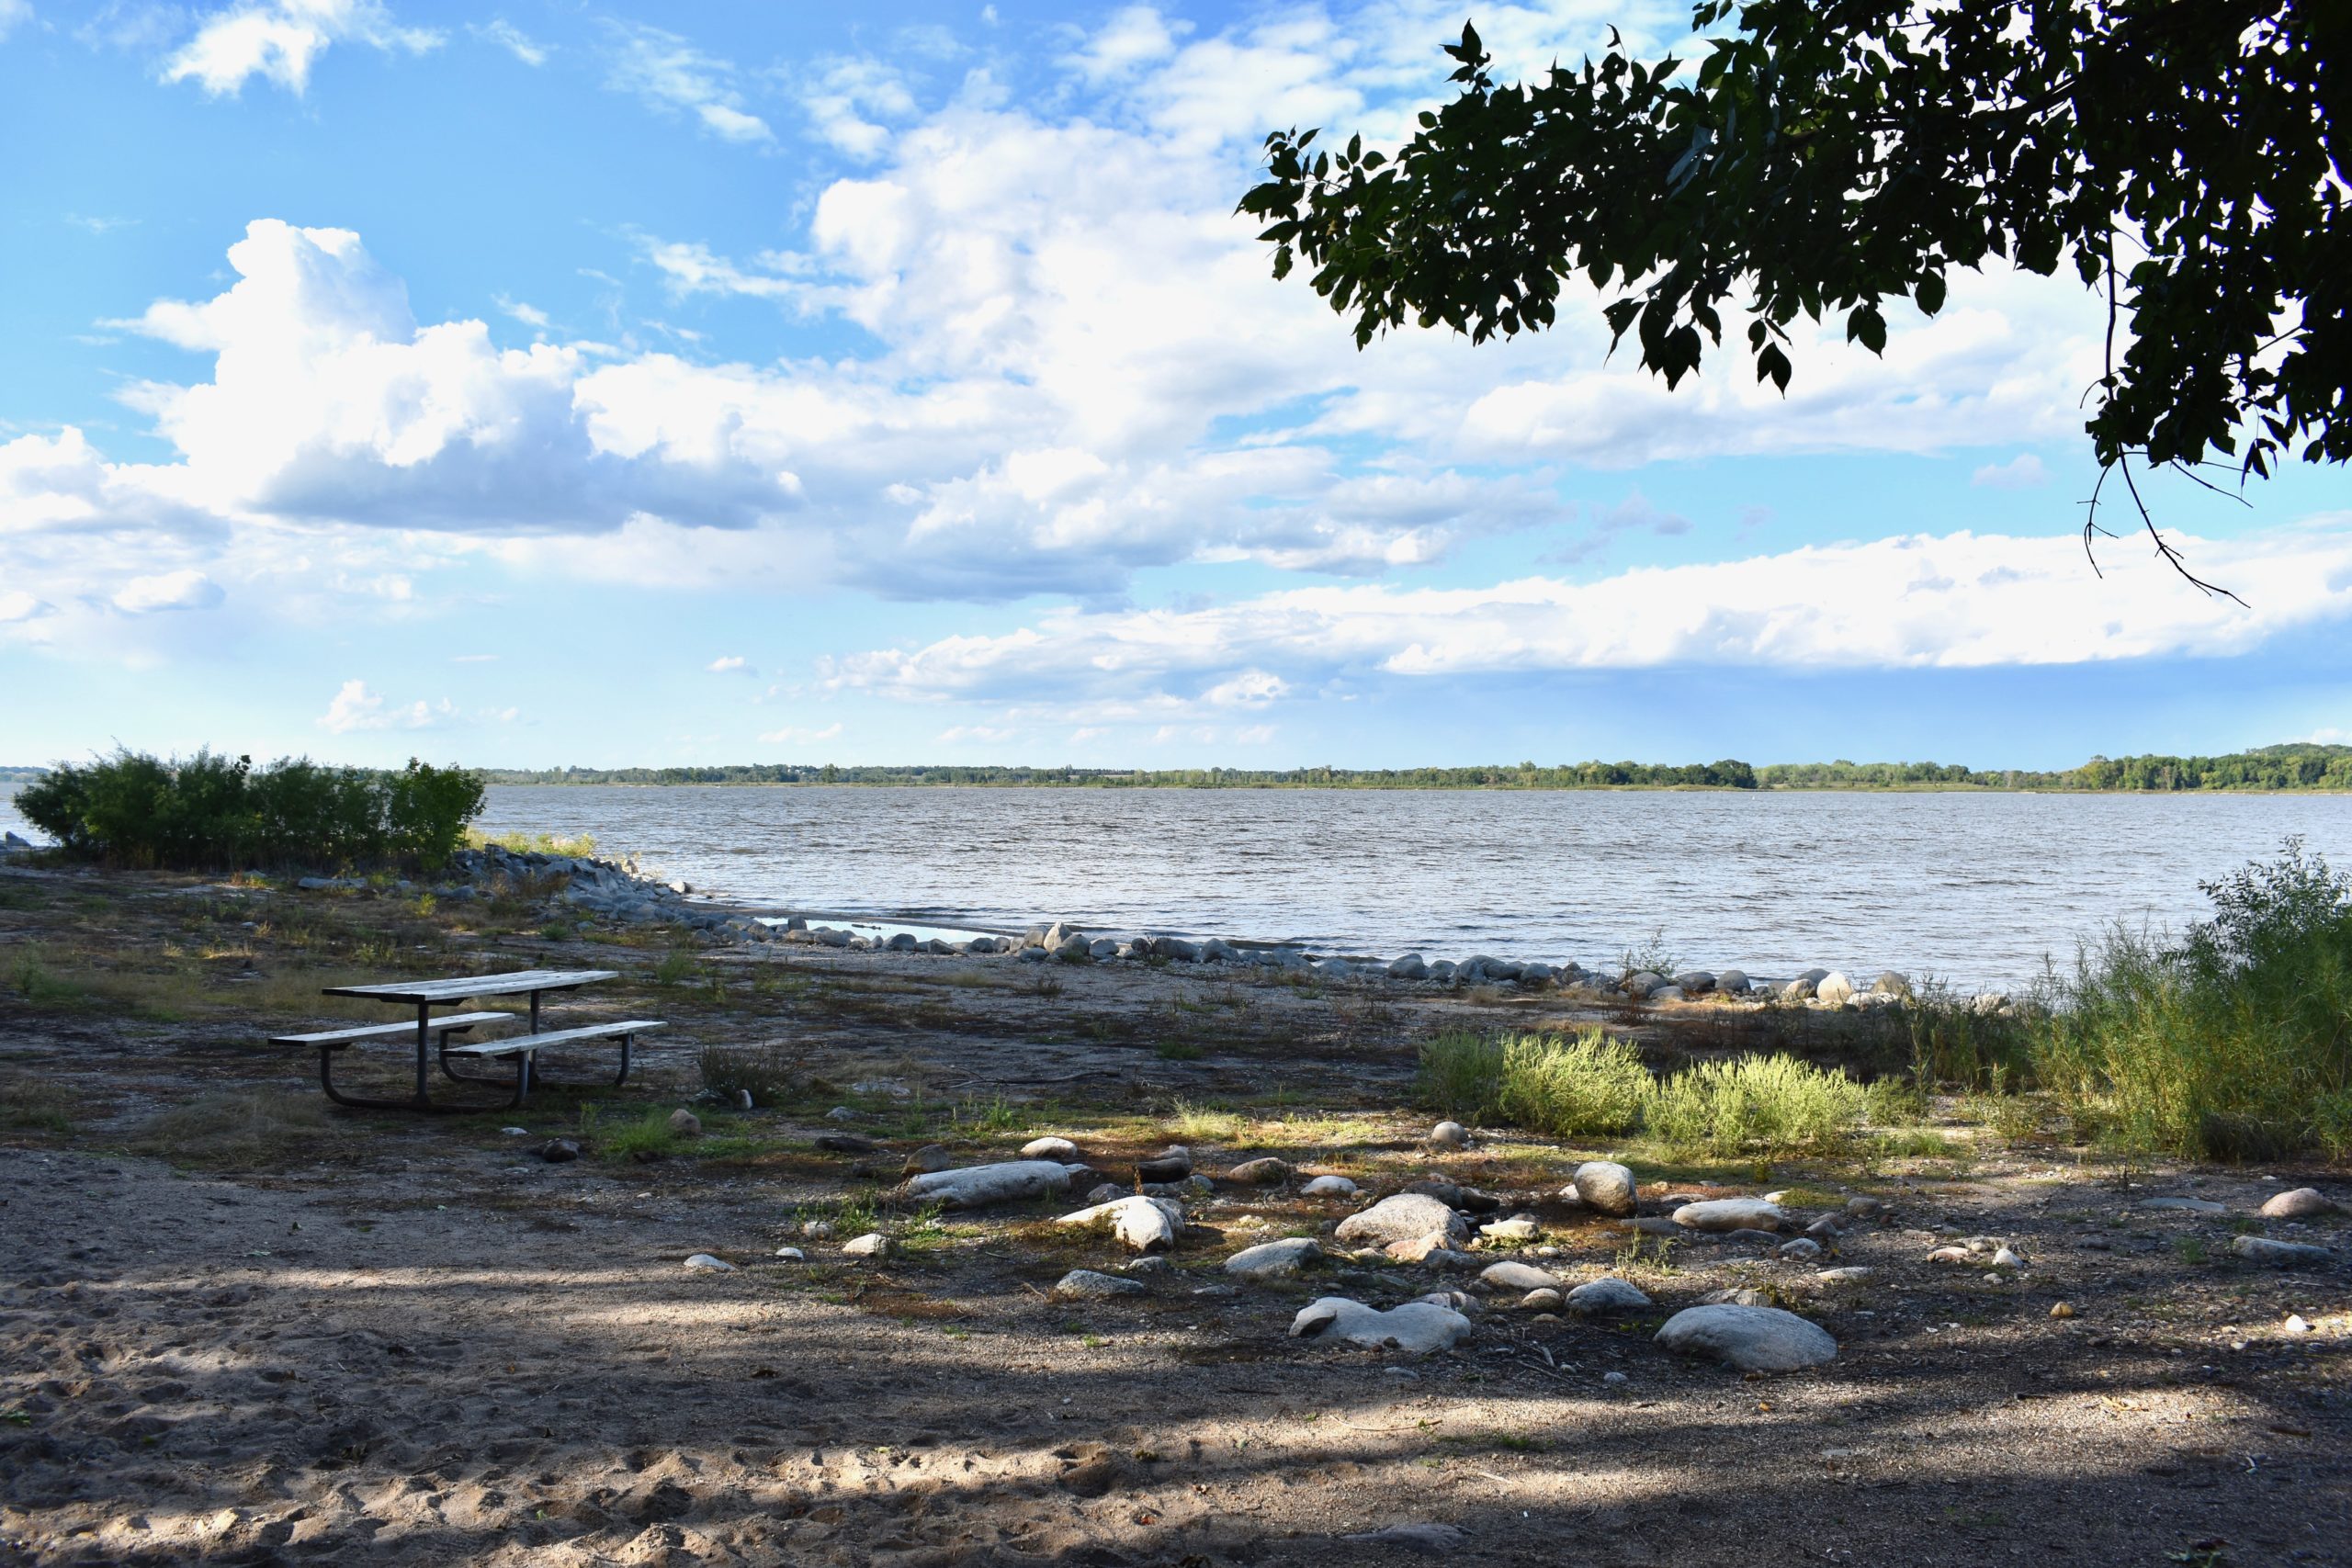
[700,1041,807,1105]
[1641,1055,1869,1158]
[1418,1028,1506,1121]
[1495,1030,1650,1137]
[14,750,484,872]
[2034,840,2352,1159]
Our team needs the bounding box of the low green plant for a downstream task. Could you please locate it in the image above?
[1417,1028,1505,1121]
[583,1105,684,1161]
[7,948,84,1007]
[1494,1030,1649,1137]
[0,1071,74,1133]
[650,950,698,987]
[698,1042,805,1105]
[467,829,598,857]
[1642,1055,1868,1158]
[1618,926,1680,980]
[1156,1039,1205,1062]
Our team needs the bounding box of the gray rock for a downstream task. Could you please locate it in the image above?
[815,1132,876,1154]
[1089,938,1120,958]
[1302,1174,1360,1197]
[824,1106,858,1122]
[885,931,919,952]
[1020,1135,1081,1161]
[1478,1261,1562,1292]
[900,1160,1074,1210]
[1226,1156,1294,1186]
[1572,1161,1640,1216]
[1656,1304,1838,1371]
[2260,1187,2341,1219]
[538,1138,581,1163]
[842,1233,890,1258]
[1815,972,1856,1005]
[1478,1215,1540,1243]
[1428,1121,1470,1148]
[902,1144,953,1176]
[1226,1236,1324,1278]
[1622,971,1665,998]
[1339,1523,1468,1553]
[1136,1145,1193,1183]
[1649,985,1687,1002]
[1845,1195,1884,1218]
[1716,968,1750,996]
[1872,970,1914,998]
[2143,1197,2228,1214]
[1290,1296,1473,1355]
[1672,970,1717,995]
[2231,1235,2333,1266]
[1124,1255,1173,1276]
[1815,1266,1874,1283]
[683,1253,735,1272]
[1672,1198,1791,1233]
[1387,953,1429,981]
[668,1109,702,1138]
[1780,975,1818,1000]
[1519,1288,1564,1312]
[1052,1269,1148,1301]
[1564,1277,1652,1315]
[1336,1193,1469,1248]
[1778,1237,1824,1261]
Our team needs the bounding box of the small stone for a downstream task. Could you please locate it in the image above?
[1601,1371,1628,1387]
[1302,1175,1360,1197]
[1805,1214,1849,1239]
[1052,1269,1147,1302]
[815,1132,876,1154]
[2050,1302,2077,1319]
[1815,1267,1873,1283]
[1429,1121,1470,1148]
[2282,1314,2312,1335]
[1845,1196,1884,1219]
[1226,1237,1324,1279]
[1564,1277,1652,1315]
[1570,1160,1639,1217]
[801,1219,835,1238]
[538,1138,581,1163]
[1478,1217,1540,1244]
[774,1247,805,1260]
[825,1106,858,1122]
[2232,1235,2332,1266]
[683,1253,735,1272]
[842,1233,889,1258]
[1778,1237,1823,1261]
[2260,1187,2341,1219]
[1021,1136,1081,1161]
[501,1125,529,1135]
[734,1089,753,1111]
[668,1109,703,1138]
[1135,1145,1193,1184]
[1478,1261,1563,1292]
[1991,1245,2024,1268]
[1124,1255,1173,1277]
[1226,1156,1294,1186]
[902,1144,953,1176]
[2142,1196,2227,1213]
[1519,1288,1564,1312]
[1340,1524,1468,1552]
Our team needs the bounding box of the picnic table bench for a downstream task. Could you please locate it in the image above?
[278,968,663,1112]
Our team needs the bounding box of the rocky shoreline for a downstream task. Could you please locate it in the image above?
[355,843,2018,1014]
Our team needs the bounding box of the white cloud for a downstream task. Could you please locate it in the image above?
[605,23,772,142]
[495,295,549,329]
[827,522,2352,709]
[757,722,842,744]
[1066,6,1188,81]
[707,655,755,675]
[317,678,448,732]
[1973,453,2052,490]
[938,724,1015,743]
[163,0,442,96]
[112,569,224,613]
[0,0,31,43]
[0,589,51,622]
[797,56,917,160]
[470,17,546,66]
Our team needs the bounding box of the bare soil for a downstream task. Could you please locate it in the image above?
[1,862,2346,1567]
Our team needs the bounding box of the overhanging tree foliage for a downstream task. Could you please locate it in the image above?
[1239,1,2348,592]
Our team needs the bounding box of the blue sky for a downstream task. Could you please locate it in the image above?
[2,0,2347,772]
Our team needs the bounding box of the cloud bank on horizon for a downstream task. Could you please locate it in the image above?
[1,0,2346,769]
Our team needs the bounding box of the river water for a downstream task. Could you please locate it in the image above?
[447,786,2352,989]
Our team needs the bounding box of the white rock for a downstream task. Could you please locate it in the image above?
[1052,1269,1148,1301]
[1335,1193,1469,1248]
[842,1233,890,1258]
[900,1159,1075,1210]
[774,1247,805,1260]
[1478,1261,1562,1292]
[1302,1174,1360,1197]
[682,1253,735,1271]
[1872,971,1913,998]
[1478,1217,1540,1243]
[1429,1121,1470,1148]
[1020,1136,1081,1161]
[1778,1237,1823,1261]
[1520,1288,1564,1312]
[1227,1237,1325,1278]
[2283,1314,2313,1335]
[1571,1160,1639,1217]
[2232,1235,2332,1266]
[1815,972,1856,1005]
[1057,1194,1186,1253]
[1564,1277,1652,1315]
[801,1219,835,1238]
[1815,1267,1873,1283]
[1655,1304,1838,1371]
[1290,1296,1473,1355]
[2260,1187,2341,1219]
[1991,1245,2024,1268]
[1673,1198,1791,1234]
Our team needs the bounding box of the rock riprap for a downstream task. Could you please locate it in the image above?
[1335,1193,1469,1249]
[1290,1296,1472,1355]
[1655,1304,1838,1371]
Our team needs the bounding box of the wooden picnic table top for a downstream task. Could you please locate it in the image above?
[320,969,619,1005]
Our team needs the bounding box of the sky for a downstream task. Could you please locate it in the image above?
[2,0,2348,773]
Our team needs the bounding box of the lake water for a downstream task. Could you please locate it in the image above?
[453,786,2352,989]
[6,784,2345,987]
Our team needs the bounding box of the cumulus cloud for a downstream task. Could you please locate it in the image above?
[605,22,772,142]
[826,522,2352,711]
[0,0,30,42]
[707,655,755,675]
[112,570,225,613]
[163,0,441,96]
[1973,453,2052,489]
[317,678,449,732]
[0,589,51,623]
[797,56,917,160]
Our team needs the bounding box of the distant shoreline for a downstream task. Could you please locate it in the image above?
[470,779,2352,795]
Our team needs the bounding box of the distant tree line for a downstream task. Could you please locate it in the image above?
[464,745,2352,792]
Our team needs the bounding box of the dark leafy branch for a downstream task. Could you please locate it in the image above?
[1239,1,2349,592]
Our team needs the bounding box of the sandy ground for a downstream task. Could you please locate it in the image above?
[2,862,2348,1566]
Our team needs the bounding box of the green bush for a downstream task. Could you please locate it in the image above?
[1641,1055,1869,1158]
[1495,1030,1650,1137]
[13,750,484,873]
[1418,1028,1507,1120]
[2034,840,2352,1160]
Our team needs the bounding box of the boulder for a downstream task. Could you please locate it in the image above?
[1336,1193,1469,1248]
[1226,1156,1294,1186]
[1387,953,1429,981]
[1057,1194,1186,1253]
[1289,1296,1472,1355]
[1649,986,1687,1002]
[538,1138,581,1163]
[1136,1146,1193,1184]
[1478,1261,1562,1292]
[900,1160,1074,1210]
[1201,938,1238,963]
[886,932,919,953]
[1778,1237,1824,1261]
[1301,1174,1360,1197]
[1521,1288,1564,1311]
[1815,972,1857,1005]
[1428,1121,1470,1148]
[668,1109,703,1138]
[1671,971,1717,995]
[1622,971,1665,998]
[1226,1237,1324,1278]
[2260,1187,2340,1219]
[1673,1198,1791,1234]
[1717,969,1750,996]
[902,1144,953,1176]
[1052,1269,1147,1302]
[1020,1135,1081,1162]
[1089,938,1120,959]
[2231,1235,2332,1266]
[842,1233,890,1258]
[1564,1277,1652,1315]
[1387,1234,1479,1268]
[1872,970,1914,998]
[1655,1304,1838,1371]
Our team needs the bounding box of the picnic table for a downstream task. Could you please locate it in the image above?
[277,968,663,1112]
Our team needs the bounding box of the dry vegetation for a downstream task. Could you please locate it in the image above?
[1,860,2346,1566]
